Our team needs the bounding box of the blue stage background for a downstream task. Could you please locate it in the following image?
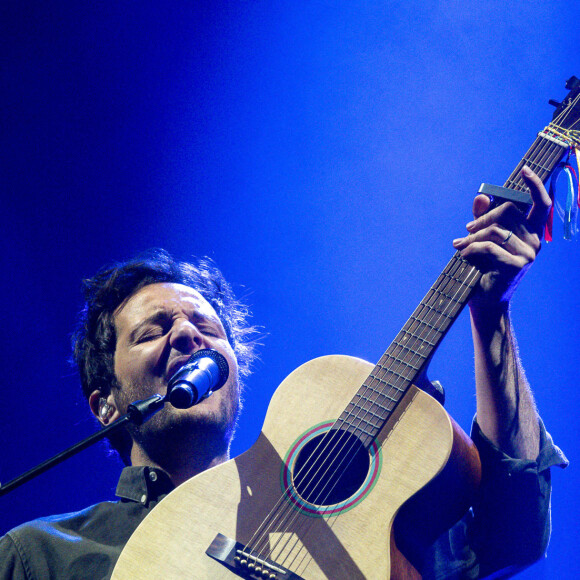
[1,2,578,577]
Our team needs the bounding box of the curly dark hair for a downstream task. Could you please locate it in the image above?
[71,249,258,462]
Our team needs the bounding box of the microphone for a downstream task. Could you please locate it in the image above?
[166,349,229,409]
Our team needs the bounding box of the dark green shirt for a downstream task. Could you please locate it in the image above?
[0,421,567,580]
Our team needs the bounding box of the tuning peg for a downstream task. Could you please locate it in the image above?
[565,76,580,90]
[549,99,561,108]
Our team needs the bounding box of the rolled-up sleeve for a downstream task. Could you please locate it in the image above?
[469,418,568,577]
[421,418,567,580]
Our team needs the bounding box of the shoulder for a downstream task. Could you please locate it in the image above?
[1,500,146,580]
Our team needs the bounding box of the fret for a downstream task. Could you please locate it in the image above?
[363,387,401,406]
[361,387,405,409]
[522,148,562,179]
[412,301,454,320]
[348,415,383,433]
[338,416,384,436]
[354,388,400,409]
[504,176,526,190]
[407,306,455,341]
[345,401,391,425]
[506,136,567,187]
[441,265,474,287]
[362,380,403,403]
[440,268,478,292]
[374,357,423,386]
[340,421,378,443]
[339,390,400,430]
[403,313,445,338]
[365,375,406,396]
[338,413,383,437]
[409,314,446,333]
[385,347,432,372]
[382,352,430,376]
[326,79,580,453]
[422,263,470,305]
[430,274,465,299]
[380,360,425,383]
[419,298,461,322]
[357,433,376,449]
[380,347,426,371]
[357,391,401,415]
[526,159,549,173]
[434,268,478,298]
[429,284,465,302]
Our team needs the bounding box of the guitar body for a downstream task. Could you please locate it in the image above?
[111,81,580,578]
[113,355,480,579]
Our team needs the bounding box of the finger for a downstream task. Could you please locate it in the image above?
[463,201,542,259]
[457,239,531,271]
[521,165,552,235]
[466,200,524,235]
[472,194,491,219]
[453,224,536,261]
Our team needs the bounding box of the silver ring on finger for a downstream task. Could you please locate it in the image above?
[501,230,513,245]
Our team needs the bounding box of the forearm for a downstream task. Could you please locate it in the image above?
[470,302,540,460]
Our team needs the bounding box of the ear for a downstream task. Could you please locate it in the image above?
[89,390,121,426]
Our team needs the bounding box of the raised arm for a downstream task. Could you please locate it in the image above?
[452,166,551,460]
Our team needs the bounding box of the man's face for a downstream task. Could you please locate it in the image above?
[111,282,240,460]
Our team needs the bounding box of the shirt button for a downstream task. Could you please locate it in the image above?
[140,494,147,504]
[149,471,158,482]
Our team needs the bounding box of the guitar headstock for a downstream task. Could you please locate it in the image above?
[549,76,580,145]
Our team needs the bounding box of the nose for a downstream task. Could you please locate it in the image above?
[169,319,204,354]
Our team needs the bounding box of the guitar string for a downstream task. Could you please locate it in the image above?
[238,110,575,573]
[286,260,485,577]
[284,125,572,574]
[252,158,552,570]
[234,94,580,574]
[259,256,483,573]
[239,253,476,570]
[509,116,574,188]
[261,134,560,571]
[511,90,580,185]
[282,97,580,575]
[553,93,580,137]
[254,262,476,576]
[247,135,563,572]
[245,136,553,570]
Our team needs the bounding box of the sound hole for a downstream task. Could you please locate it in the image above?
[292,429,370,506]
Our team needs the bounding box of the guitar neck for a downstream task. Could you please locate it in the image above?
[337,251,480,448]
[337,107,580,449]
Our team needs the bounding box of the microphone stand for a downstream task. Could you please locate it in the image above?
[0,394,166,498]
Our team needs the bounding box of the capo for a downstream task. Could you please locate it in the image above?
[478,183,533,213]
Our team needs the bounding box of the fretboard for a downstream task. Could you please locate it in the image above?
[336,122,571,450]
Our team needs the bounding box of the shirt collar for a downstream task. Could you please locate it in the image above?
[115,466,175,508]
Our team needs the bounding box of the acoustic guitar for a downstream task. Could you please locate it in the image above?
[112,77,580,579]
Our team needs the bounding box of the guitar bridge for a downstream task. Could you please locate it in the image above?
[206,533,304,580]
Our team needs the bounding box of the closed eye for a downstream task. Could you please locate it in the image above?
[135,326,166,343]
[130,311,172,345]
[197,324,222,338]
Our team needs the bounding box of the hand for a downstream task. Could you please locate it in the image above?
[452,166,552,308]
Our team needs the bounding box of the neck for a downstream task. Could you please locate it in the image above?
[129,429,232,488]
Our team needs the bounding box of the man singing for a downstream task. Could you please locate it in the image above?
[0,167,567,578]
